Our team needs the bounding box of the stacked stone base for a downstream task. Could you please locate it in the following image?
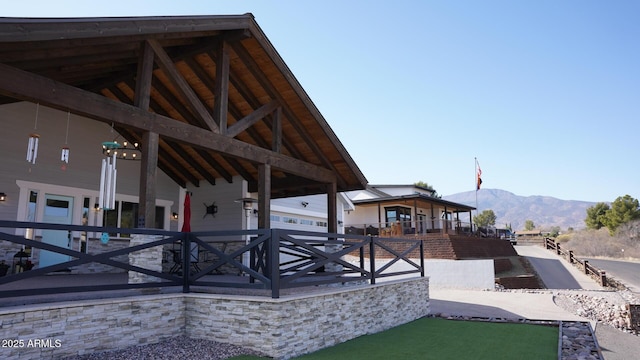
[0,277,429,360]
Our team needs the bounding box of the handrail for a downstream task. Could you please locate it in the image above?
[0,220,424,299]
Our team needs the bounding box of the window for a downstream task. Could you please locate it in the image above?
[282,217,298,224]
[315,221,327,227]
[300,219,313,226]
[270,215,281,222]
[103,201,166,237]
[385,206,412,228]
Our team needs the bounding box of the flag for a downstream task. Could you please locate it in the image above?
[476,164,482,190]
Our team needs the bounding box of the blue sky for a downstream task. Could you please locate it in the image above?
[4,1,639,202]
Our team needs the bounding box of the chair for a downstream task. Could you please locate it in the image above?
[169,242,200,274]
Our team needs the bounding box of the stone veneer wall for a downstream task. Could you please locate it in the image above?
[185,277,430,359]
[0,294,185,359]
[0,277,429,360]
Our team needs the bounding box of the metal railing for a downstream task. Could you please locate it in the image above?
[344,220,474,238]
[0,220,424,299]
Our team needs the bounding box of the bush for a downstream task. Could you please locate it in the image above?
[564,226,640,259]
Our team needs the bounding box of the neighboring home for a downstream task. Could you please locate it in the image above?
[270,193,354,233]
[0,14,368,269]
[344,184,476,237]
[515,230,543,238]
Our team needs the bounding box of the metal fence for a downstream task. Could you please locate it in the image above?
[0,220,424,299]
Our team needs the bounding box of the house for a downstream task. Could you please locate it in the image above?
[344,184,476,237]
[0,14,368,270]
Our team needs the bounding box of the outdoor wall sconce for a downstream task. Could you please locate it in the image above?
[301,201,309,207]
[94,203,100,211]
[172,212,179,220]
[0,193,5,201]
[203,202,218,219]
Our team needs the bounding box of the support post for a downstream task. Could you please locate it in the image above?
[258,164,271,229]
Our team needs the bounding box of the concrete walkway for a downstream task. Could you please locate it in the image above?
[430,288,592,322]
[515,245,604,290]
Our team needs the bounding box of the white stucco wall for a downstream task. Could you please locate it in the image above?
[360,258,495,290]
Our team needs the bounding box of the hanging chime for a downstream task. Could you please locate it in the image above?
[26,104,40,165]
[61,112,71,170]
[99,148,117,210]
[26,134,40,164]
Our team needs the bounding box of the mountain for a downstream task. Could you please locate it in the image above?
[442,188,596,231]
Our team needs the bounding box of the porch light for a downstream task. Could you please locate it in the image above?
[172,212,179,220]
[102,140,141,161]
[0,193,6,201]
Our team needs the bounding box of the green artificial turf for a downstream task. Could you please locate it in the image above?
[230,317,559,360]
[298,318,558,360]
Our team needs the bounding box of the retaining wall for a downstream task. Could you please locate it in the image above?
[0,278,429,359]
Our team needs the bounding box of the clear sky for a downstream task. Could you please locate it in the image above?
[4,1,639,202]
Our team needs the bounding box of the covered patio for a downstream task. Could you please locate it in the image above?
[345,194,476,238]
[0,14,367,231]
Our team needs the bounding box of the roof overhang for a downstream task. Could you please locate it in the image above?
[352,194,476,212]
[0,14,368,198]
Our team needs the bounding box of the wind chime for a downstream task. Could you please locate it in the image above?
[26,104,40,166]
[99,142,118,211]
[60,112,71,170]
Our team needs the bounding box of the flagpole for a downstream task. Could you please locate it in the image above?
[474,157,478,212]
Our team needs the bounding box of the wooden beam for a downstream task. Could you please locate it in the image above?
[0,15,253,42]
[0,62,336,184]
[134,41,154,110]
[272,106,282,153]
[258,164,271,229]
[147,39,218,133]
[226,100,278,138]
[139,131,159,228]
[134,42,157,228]
[190,56,274,148]
[165,142,217,186]
[194,150,234,183]
[327,182,337,233]
[230,42,347,189]
[213,40,230,134]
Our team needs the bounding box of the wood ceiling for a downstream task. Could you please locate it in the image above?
[0,14,367,198]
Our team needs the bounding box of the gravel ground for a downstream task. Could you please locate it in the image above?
[61,336,265,360]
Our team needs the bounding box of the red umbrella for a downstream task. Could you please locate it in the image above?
[181,192,191,232]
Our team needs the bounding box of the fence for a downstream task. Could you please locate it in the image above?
[543,237,608,286]
[0,220,424,299]
[345,219,474,238]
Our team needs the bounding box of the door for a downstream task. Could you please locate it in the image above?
[417,214,426,235]
[40,194,74,268]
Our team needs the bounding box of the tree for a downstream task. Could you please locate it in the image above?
[602,195,640,235]
[524,220,535,231]
[414,181,440,198]
[473,210,496,228]
[549,226,561,238]
[585,202,610,230]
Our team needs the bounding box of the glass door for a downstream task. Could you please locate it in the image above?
[40,194,74,268]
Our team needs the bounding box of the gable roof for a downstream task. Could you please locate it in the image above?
[351,193,476,213]
[0,14,367,198]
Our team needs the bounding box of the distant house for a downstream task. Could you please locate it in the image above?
[515,230,543,238]
[343,185,476,237]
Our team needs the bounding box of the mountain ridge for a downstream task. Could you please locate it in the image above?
[442,188,595,231]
